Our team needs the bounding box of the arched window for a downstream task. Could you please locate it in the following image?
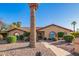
[49,32,55,39]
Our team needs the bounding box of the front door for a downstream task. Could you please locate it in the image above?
[49,32,55,40]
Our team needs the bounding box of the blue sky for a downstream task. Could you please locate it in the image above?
[0,3,79,30]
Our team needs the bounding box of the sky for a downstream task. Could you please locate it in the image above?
[0,3,79,30]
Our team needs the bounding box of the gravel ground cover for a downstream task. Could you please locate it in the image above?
[0,42,55,56]
[49,40,75,55]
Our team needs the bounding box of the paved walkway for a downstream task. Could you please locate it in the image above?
[42,42,73,56]
[0,42,55,56]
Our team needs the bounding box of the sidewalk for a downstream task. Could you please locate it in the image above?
[42,42,73,56]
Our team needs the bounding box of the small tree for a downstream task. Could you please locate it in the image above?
[17,21,21,28]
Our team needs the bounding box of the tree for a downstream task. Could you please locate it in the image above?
[0,20,4,30]
[77,28,79,32]
[12,22,17,28]
[17,21,21,28]
[1,24,9,31]
[71,21,77,32]
[11,22,21,28]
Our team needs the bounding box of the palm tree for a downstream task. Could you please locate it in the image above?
[17,21,21,28]
[71,21,77,32]
[29,3,38,48]
[12,22,17,28]
[11,22,21,28]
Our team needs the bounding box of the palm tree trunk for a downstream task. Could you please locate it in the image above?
[30,7,36,48]
[73,25,76,32]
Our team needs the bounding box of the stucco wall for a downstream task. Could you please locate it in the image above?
[38,25,72,38]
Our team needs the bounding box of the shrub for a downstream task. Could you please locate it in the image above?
[16,35,20,40]
[7,35,17,43]
[48,38,51,40]
[44,37,47,40]
[22,32,30,41]
[16,35,24,40]
[70,32,79,38]
[64,35,74,43]
[24,37,29,41]
[19,35,24,40]
[23,32,30,37]
[58,32,64,37]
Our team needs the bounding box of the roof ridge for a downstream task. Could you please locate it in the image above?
[37,24,73,32]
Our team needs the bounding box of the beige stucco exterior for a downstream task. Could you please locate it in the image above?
[37,24,72,39]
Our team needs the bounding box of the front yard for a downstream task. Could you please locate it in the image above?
[0,42,55,56]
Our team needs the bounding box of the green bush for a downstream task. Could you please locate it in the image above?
[64,35,74,43]
[58,32,64,37]
[16,35,24,40]
[16,36,20,40]
[16,32,30,41]
[19,35,24,40]
[70,32,79,38]
[7,36,17,43]
[44,37,47,40]
[23,32,30,37]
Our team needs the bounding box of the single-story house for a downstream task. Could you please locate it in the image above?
[0,24,73,40]
[7,28,29,36]
[37,24,73,40]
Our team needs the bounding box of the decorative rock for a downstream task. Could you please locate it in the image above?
[73,37,79,53]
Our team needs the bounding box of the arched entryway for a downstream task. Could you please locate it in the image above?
[49,31,56,40]
[14,32,20,36]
